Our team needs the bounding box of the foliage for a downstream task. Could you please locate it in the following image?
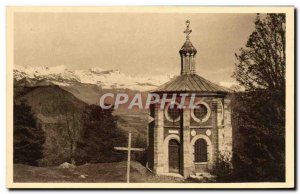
[232,90,285,182]
[57,93,82,165]
[211,152,233,182]
[13,101,45,166]
[234,13,286,91]
[232,14,286,182]
[75,105,127,164]
[134,133,147,166]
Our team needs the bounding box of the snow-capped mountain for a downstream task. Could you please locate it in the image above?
[14,65,173,91]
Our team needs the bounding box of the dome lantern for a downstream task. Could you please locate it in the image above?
[179,20,197,75]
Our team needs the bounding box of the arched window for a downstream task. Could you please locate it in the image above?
[194,139,208,162]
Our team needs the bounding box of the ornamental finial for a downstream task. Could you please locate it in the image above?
[184,20,192,40]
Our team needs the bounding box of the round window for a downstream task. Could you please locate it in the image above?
[165,103,180,122]
[194,104,208,120]
[191,101,211,123]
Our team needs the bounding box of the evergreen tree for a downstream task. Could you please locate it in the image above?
[232,14,285,182]
[75,105,127,164]
[134,133,147,165]
[13,101,45,166]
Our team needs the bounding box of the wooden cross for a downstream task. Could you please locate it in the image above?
[114,132,145,183]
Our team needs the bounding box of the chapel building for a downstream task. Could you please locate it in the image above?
[147,20,233,178]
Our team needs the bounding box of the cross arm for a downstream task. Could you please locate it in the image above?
[114,147,145,152]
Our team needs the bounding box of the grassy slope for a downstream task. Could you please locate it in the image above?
[14,161,185,183]
[114,110,148,141]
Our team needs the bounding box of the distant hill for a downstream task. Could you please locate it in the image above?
[14,77,151,115]
[14,85,86,116]
[14,85,149,166]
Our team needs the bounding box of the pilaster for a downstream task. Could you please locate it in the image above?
[180,98,194,177]
[153,103,164,174]
[211,99,219,169]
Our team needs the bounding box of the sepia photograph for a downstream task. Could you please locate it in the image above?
[6,6,294,189]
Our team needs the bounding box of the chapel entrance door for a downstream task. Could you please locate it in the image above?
[168,139,180,173]
[194,138,209,172]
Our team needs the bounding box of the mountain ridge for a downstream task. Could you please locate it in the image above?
[14,64,173,91]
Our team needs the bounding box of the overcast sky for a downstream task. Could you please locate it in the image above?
[14,13,256,83]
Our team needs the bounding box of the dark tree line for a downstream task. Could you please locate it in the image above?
[231,13,286,182]
[14,101,127,166]
[13,101,45,165]
[75,105,127,164]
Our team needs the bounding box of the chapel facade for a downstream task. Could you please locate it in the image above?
[146,20,233,178]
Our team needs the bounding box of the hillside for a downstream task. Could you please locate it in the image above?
[14,85,87,117]
[115,111,148,140]
[14,85,88,166]
[14,85,149,166]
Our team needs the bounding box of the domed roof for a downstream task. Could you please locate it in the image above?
[152,74,231,94]
[179,39,197,55]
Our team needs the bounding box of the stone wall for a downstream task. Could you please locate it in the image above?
[150,94,233,177]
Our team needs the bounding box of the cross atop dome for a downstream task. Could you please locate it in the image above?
[180,20,197,56]
[184,20,192,40]
[179,20,197,74]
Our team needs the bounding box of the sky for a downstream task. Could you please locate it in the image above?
[14,13,257,84]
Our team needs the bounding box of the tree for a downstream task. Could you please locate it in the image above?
[13,101,45,166]
[75,105,127,164]
[134,133,147,165]
[57,92,82,165]
[232,14,286,182]
[234,13,286,92]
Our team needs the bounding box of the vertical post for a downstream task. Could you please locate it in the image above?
[191,55,195,74]
[180,55,184,75]
[127,132,131,183]
[186,54,190,73]
[184,56,188,74]
[182,55,186,75]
